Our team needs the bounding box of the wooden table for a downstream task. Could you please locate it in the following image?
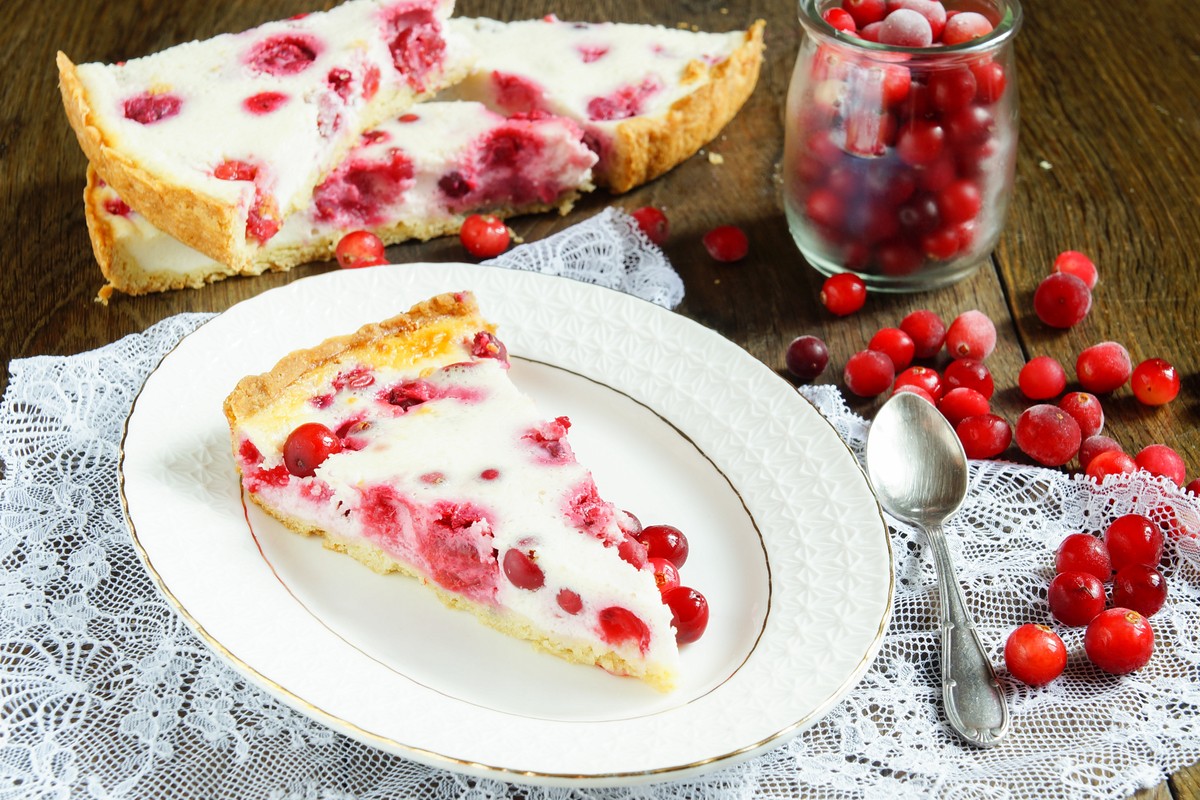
[4,0,1197,796]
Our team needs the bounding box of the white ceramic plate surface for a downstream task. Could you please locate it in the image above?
[121,264,892,786]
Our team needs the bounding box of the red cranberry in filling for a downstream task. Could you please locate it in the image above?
[243,92,289,115]
[586,77,664,122]
[332,365,376,391]
[313,149,415,227]
[386,8,444,90]
[283,423,342,477]
[598,607,650,652]
[123,92,182,125]
[617,534,648,569]
[238,439,263,465]
[420,501,497,597]
[361,130,390,146]
[503,547,545,590]
[525,417,573,464]
[557,588,583,615]
[363,65,381,100]
[480,468,500,481]
[383,380,435,410]
[470,330,508,362]
[438,171,474,200]
[245,34,320,76]
[214,159,258,182]
[327,67,354,100]
[576,44,609,63]
[104,197,132,217]
[491,71,545,115]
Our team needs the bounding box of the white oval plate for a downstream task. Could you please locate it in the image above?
[121,264,892,787]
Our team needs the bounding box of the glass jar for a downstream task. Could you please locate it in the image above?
[783,0,1022,292]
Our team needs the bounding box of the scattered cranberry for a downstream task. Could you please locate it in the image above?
[844,350,896,397]
[1047,571,1106,627]
[868,327,915,370]
[630,206,669,246]
[503,548,545,590]
[1033,272,1092,329]
[1112,565,1167,618]
[943,358,994,399]
[1130,358,1181,406]
[1135,444,1186,486]
[1104,514,1164,571]
[945,310,996,360]
[955,413,1011,459]
[1053,250,1099,289]
[634,524,689,568]
[282,423,342,478]
[1018,356,1067,400]
[702,225,749,262]
[820,272,868,316]
[893,365,943,401]
[1084,608,1154,674]
[459,214,511,258]
[899,310,947,359]
[647,557,682,595]
[1075,341,1132,394]
[1055,533,1112,582]
[1086,449,1138,483]
[664,586,709,644]
[1004,624,1067,686]
[1058,392,1104,439]
[335,230,387,269]
[1187,479,1200,497]
[1079,434,1123,470]
[786,335,831,382]
[1015,404,1081,467]
[938,387,989,427]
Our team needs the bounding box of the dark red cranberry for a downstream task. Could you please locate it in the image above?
[245,34,320,76]
[502,548,545,590]
[123,92,182,125]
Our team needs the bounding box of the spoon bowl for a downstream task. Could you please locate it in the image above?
[866,391,1009,747]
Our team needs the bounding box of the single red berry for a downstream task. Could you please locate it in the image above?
[633,524,689,568]
[899,309,947,359]
[844,350,896,397]
[1135,444,1186,486]
[1130,358,1181,406]
[937,387,989,427]
[598,607,650,650]
[460,214,511,258]
[1055,533,1112,582]
[647,557,682,595]
[820,273,868,316]
[941,11,994,44]
[893,365,944,401]
[1018,356,1067,400]
[1047,571,1106,627]
[1187,479,1200,497]
[631,206,669,246]
[1079,434,1123,470]
[664,586,709,644]
[843,0,888,28]
[896,119,946,165]
[1015,404,1081,467]
[702,225,749,262]
[502,548,545,590]
[943,358,994,399]
[955,413,1011,459]
[1053,250,1099,289]
[1104,514,1164,571]
[945,309,996,360]
[1004,624,1067,686]
[969,59,1007,103]
[868,327,916,370]
[927,66,977,113]
[1112,565,1167,618]
[1084,608,1154,674]
[556,588,583,615]
[786,335,830,382]
[936,179,983,225]
[1058,392,1104,439]
[1086,449,1138,483]
[822,7,858,32]
[282,423,343,478]
[335,230,387,269]
[893,384,938,404]
[1075,342,1132,394]
[1033,272,1092,329]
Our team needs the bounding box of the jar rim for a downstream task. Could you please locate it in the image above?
[797,0,1023,54]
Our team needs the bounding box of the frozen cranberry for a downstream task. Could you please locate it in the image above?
[664,586,709,644]
[647,557,682,595]
[878,8,933,47]
[1004,624,1067,686]
[1033,272,1092,329]
[945,310,996,360]
[899,310,947,359]
[941,11,994,44]
[243,91,289,115]
[1130,358,1181,406]
[844,350,895,397]
[282,423,343,478]
[1058,392,1104,439]
[894,365,944,400]
[938,387,989,427]
[123,92,183,125]
[1105,514,1164,571]
[1135,444,1186,486]
[703,225,749,262]
[822,7,857,32]
[245,34,320,76]
[868,327,916,371]
[858,21,884,41]
[1056,533,1112,582]
[631,206,669,245]
[1018,356,1067,400]
[1053,250,1099,289]
[1086,449,1138,483]
[943,358,994,399]
[1112,565,1167,618]
[634,524,689,568]
[843,0,888,27]
[1015,404,1081,467]
[503,548,545,590]
[1075,342,1132,394]
[1079,435,1123,469]
[888,0,947,39]
[459,214,510,258]
[820,273,868,316]
[955,413,1011,459]
[1084,608,1154,674]
[786,335,830,382]
[335,230,387,269]
[1047,571,1106,627]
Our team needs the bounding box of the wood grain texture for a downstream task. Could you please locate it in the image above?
[3,0,1199,796]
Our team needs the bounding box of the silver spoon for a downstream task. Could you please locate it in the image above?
[866,391,1010,747]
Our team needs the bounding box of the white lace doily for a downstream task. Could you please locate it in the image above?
[3,212,1200,799]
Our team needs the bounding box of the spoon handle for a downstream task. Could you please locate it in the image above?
[926,522,1010,747]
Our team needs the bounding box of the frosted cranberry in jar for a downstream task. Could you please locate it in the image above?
[783,0,1022,291]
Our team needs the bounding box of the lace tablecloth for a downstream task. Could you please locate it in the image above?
[3,209,1200,799]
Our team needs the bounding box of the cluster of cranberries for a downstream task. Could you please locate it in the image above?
[785,255,1197,495]
[1004,513,1165,685]
[626,519,709,645]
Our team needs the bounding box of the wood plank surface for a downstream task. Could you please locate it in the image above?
[2,0,1198,796]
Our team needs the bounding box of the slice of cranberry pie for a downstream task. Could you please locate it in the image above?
[223,292,680,690]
